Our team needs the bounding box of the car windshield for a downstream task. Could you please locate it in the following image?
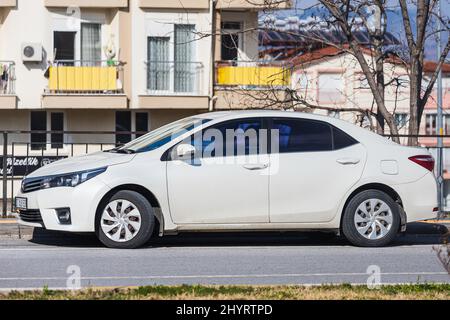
[111,117,211,153]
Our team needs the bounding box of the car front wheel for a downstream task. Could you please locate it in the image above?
[342,190,400,247]
[96,190,155,249]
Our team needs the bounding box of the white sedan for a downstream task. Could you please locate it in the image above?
[15,111,438,248]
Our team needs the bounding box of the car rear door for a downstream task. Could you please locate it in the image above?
[268,117,367,223]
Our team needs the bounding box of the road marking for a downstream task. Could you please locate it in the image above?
[0,271,447,282]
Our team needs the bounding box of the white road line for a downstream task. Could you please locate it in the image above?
[0,272,448,282]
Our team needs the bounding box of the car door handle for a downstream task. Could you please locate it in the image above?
[337,158,360,165]
[243,164,269,171]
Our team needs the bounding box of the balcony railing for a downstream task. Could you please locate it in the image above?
[46,60,124,95]
[145,61,204,96]
[0,61,15,95]
[215,60,291,88]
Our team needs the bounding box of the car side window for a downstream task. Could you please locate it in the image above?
[271,118,333,153]
[193,118,264,158]
[332,127,358,150]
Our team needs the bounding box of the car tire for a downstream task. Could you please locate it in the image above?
[342,189,400,247]
[96,190,155,249]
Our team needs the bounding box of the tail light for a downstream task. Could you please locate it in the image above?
[408,155,435,172]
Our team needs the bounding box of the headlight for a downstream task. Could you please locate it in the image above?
[39,167,107,190]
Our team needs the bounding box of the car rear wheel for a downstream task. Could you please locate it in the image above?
[96,190,155,249]
[342,190,400,247]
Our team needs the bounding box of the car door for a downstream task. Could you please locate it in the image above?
[268,117,367,223]
[166,118,270,224]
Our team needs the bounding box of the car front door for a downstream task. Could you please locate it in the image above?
[268,117,367,223]
[166,118,270,224]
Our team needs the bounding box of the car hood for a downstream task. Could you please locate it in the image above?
[25,151,136,178]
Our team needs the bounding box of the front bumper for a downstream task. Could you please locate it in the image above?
[16,177,111,232]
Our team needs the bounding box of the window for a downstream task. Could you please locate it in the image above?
[271,118,333,153]
[355,74,370,89]
[426,114,437,135]
[147,37,170,91]
[333,127,358,150]
[51,112,64,149]
[30,111,47,151]
[174,25,195,93]
[194,118,263,158]
[81,23,102,64]
[221,22,242,61]
[328,110,340,119]
[394,113,408,128]
[136,113,149,138]
[318,73,344,103]
[54,31,76,62]
[425,114,450,135]
[116,111,131,145]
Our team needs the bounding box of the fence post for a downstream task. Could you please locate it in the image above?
[2,132,8,218]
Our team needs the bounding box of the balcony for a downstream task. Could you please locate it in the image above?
[0,61,17,109]
[216,0,292,10]
[139,0,209,9]
[0,0,16,7]
[216,60,291,88]
[214,60,291,109]
[42,60,127,109]
[139,61,209,109]
[44,0,128,8]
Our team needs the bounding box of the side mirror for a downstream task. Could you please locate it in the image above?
[174,143,196,160]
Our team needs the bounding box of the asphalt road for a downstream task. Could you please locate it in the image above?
[0,223,449,290]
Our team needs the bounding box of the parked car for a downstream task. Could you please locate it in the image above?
[15,111,438,248]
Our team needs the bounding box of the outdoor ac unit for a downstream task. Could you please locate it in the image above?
[21,43,43,62]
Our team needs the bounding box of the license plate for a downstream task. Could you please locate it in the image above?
[15,197,27,210]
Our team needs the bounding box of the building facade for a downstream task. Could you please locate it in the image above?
[0,0,291,201]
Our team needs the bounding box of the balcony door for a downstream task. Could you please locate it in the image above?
[54,31,76,64]
[174,24,195,93]
[221,22,242,61]
[147,37,170,92]
[147,24,196,94]
[81,23,102,66]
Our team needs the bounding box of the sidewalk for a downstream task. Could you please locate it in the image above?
[0,219,34,239]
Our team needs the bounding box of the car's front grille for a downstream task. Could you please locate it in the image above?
[18,209,44,225]
[21,178,44,193]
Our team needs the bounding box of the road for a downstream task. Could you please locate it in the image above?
[0,223,449,290]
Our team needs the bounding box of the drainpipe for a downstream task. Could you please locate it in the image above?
[209,0,218,112]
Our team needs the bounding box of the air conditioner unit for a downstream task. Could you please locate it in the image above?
[21,43,43,62]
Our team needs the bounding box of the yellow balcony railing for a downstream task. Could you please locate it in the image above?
[48,61,123,94]
[216,61,291,87]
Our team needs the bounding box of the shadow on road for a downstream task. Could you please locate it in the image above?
[27,222,449,249]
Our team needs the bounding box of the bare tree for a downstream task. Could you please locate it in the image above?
[237,0,450,145]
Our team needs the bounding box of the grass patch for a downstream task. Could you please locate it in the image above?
[1,283,450,300]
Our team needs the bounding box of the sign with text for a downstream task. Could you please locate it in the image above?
[0,156,67,177]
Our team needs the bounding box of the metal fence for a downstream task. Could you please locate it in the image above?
[0,130,148,217]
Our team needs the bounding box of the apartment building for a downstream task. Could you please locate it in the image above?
[0,0,292,201]
[0,0,291,142]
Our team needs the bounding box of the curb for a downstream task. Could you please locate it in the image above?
[0,219,449,239]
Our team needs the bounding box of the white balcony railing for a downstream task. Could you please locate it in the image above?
[145,61,204,96]
[0,61,15,95]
